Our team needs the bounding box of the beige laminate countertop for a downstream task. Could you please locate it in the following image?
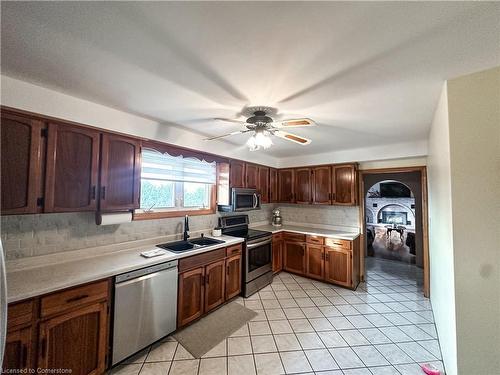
[252,224,360,241]
[6,235,243,304]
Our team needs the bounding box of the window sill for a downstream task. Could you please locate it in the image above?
[133,208,216,221]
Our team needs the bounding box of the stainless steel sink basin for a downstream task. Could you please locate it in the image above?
[156,237,225,253]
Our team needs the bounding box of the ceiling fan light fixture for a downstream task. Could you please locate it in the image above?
[247,130,273,151]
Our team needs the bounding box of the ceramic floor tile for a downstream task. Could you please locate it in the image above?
[318,330,349,348]
[328,316,356,330]
[262,299,282,309]
[198,357,227,375]
[378,326,412,343]
[269,320,293,334]
[168,359,199,375]
[111,364,142,375]
[304,349,339,371]
[329,347,365,369]
[283,307,305,319]
[228,336,253,355]
[339,330,370,346]
[397,342,437,362]
[139,362,171,375]
[228,355,256,375]
[124,348,150,364]
[278,299,299,308]
[346,315,375,329]
[301,306,324,318]
[319,305,343,317]
[358,328,392,345]
[417,340,442,359]
[201,339,226,358]
[342,369,372,375]
[249,321,272,335]
[296,332,325,349]
[146,341,177,362]
[309,317,335,331]
[274,333,302,351]
[254,352,285,375]
[251,335,278,354]
[279,350,313,374]
[374,344,413,365]
[265,308,287,321]
[367,365,401,375]
[289,318,315,333]
[355,345,390,367]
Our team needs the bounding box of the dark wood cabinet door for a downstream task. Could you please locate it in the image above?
[246,164,259,189]
[178,267,204,327]
[294,168,312,204]
[2,327,33,371]
[258,166,269,203]
[230,160,246,188]
[272,240,283,273]
[45,124,100,212]
[332,164,357,205]
[278,169,295,203]
[204,260,226,313]
[269,168,278,203]
[283,241,305,275]
[100,133,141,211]
[1,112,43,214]
[324,247,352,287]
[225,255,242,300]
[306,244,324,280]
[38,302,108,375]
[312,166,331,204]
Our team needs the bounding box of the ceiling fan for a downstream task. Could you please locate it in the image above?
[204,106,316,151]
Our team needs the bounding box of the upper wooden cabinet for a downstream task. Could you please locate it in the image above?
[269,168,278,203]
[294,168,312,204]
[245,164,259,189]
[1,112,44,214]
[99,134,141,211]
[312,166,331,205]
[258,166,269,203]
[45,123,100,212]
[229,160,246,188]
[332,164,358,205]
[278,168,295,203]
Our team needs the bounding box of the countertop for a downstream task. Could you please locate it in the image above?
[252,224,360,241]
[6,235,243,304]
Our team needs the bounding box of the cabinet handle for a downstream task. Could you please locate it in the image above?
[325,253,330,261]
[91,186,96,200]
[21,344,28,367]
[101,186,106,200]
[66,294,89,303]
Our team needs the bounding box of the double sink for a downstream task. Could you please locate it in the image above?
[156,236,225,253]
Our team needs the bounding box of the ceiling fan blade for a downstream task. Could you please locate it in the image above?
[273,130,311,145]
[270,118,315,128]
[214,117,247,124]
[204,130,251,141]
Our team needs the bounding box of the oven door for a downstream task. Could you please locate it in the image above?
[232,189,260,211]
[245,237,272,281]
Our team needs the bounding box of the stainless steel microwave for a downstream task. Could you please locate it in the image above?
[218,188,261,212]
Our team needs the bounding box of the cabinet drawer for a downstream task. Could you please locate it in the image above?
[283,232,306,242]
[179,247,226,273]
[7,300,34,331]
[41,280,109,318]
[226,244,242,257]
[306,235,324,245]
[324,238,352,250]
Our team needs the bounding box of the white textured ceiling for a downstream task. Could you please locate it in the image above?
[1,2,499,158]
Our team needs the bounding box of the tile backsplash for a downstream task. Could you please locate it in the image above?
[1,203,360,260]
[1,205,274,260]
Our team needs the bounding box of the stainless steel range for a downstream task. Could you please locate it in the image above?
[220,215,273,297]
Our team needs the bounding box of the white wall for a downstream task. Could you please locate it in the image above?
[446,66,500,375]
[427,83,458,375]
[0,75,279,167]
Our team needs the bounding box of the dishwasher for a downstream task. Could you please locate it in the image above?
[112,260,178,365]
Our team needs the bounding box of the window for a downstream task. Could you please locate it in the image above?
[137,148,216,218]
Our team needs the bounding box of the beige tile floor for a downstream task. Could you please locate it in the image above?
[110,258,444,375]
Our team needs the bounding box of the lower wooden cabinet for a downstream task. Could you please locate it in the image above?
[272,236,283,273]
[177,244,243,328]
[283,241,305,274]
[324,247,352,287]
[3,327,33,371]
[38,302,108,375]
[306,244,324,280]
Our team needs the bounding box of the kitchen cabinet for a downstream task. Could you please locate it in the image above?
[177,244,243,328]
[45,123,100,212]
[0,111,44,214]
[324,246,351,287]
[204,260,226,313]
[278,168,295,203]
[272,233,283,273]
[225,254,242,300]
[306,244,324,280]
[312,166,331,204]
[230,160,246,188]
[294,167,312,204]
[3,327,33,371]
[245,163,259,189]
[269,168,278,203]
[99,134,141,211]
[283,241,305,274]
[38,302,108,375]
[258,166,270,203]
[332,164,358,205]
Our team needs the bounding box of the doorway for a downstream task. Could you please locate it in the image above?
[359,167,429,297]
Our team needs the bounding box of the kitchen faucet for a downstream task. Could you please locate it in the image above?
[183,215,190,241]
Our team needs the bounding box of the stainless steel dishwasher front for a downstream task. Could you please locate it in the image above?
[112,260,178,365]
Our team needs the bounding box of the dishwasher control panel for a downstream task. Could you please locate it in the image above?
[115,260,178,283]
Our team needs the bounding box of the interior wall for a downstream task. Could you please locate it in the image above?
[427,83,457,375]
[446,66,500,375]
[0,75,279,167]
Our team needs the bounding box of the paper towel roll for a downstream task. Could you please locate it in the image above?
[96,212,132,225]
